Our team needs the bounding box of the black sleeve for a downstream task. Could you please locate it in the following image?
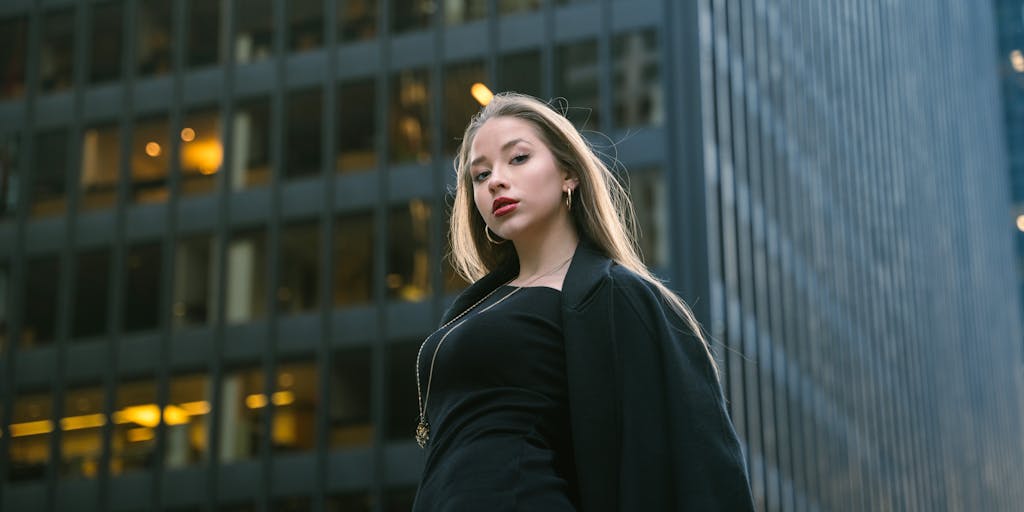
[611,277,755,511]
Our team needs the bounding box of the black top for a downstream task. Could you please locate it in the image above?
[413,285,580,511]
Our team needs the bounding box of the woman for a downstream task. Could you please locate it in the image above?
[413,92,754,511]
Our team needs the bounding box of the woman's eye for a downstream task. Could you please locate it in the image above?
[511,154,529,164]
[473,170,490,182]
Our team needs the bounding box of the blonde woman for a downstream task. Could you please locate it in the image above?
[413,93,754,511]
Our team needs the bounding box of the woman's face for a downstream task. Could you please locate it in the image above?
[468,116,576,243]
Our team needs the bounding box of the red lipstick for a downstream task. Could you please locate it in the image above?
[492,197,519,217]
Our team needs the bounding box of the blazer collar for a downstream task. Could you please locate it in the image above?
[441,237,612,323]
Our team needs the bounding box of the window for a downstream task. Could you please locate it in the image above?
[388,200,431,301]
[498,0,540,15]
[330,348,372,448]
[445,0,486,25]
[278,221,321,314]
[289,0,323,52]
[338,0,377,42]
[124,242,162,332]
[337,80,377,172]
[40,8,75,93]
[235,0,274,63]
[187,0,222,68]
[0,264,8,353]
[80,123,120,210]
[286,89,323,179]
[628,168,668,268]
[89,1,123,83]
[111,379,158,474]
[393,0,433,33]
[72,248,111,340]
[60,385,105,478]
[0,16,28,98]
[390,69,431,164]
[499,50,542,99]
[31,129,69,218]
[386,342,419,441]
[555,39,600,129]
[173,235,217,328]
[0,132,21,219]
[137,0,174,77]
[166,373,212,468]
[227,228,268,323]
[8,391,53,481]
[334,211,375,306]
[231,97,271,189]
[180,106,222,196]
[22,256,60,348]
[444,61,486,155]
[131,114,171,203]
[220,365,265,461]
[614,30,662,128]
[271,361,318,452]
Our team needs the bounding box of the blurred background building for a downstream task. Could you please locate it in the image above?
[998,2,1024,351]
[0,0,1022,511]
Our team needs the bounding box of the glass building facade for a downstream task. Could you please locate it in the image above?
[997,2,1024,352]
[0,0,1021,511]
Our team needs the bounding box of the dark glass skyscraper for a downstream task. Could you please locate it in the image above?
[1,1,1021,511]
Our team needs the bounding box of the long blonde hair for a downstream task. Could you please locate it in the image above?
[449,92,716,373]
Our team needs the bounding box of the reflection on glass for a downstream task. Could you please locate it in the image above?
[80,123,120,210]
[290,0,323,52]
[499,50,542,99]
[337,80,377,172]
[31,129,68,217]
[0,133,21,219]
[629,168,668,268]
[231,97,271,189]
[555,39,600,129]
[386,342,418,440]
[180,107,222,196]
[137,0,173,77]
[89,1,123,83]
[124,242,162,332]
[7,391,52,481]
[327,493,372,512]
[40,8,75,93]
[278,221,320,314]
[73,248,111,340]
[111,379,157,474]
[174,235,217,327]
[338,0,377,42]
[166,373,211,468]
[393,0,433,33]
[614,30,662,128]
[388,201,431,301]
[286,89,323,179]
[22,256,60,348]
[330,348,372,448]
[187,0,222,68]
[272,361,318,452]
[131,115,171,203]
[220,366,264,461]
[227,229,268,323]
[0,16,28,98]
[334,212,374,306]
[60,385,105,478]
[445,0,486,25]
[498,0,540,15]
[390,69,431,164]
[235,0,273,63]
[444,61,485,155]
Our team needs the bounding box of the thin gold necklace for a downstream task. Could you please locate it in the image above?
[415,255,573,448]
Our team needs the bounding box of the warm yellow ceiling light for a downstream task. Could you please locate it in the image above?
[181,127,196,142]
[1016,214,1024,232]
[145,142,162,157]
[471,83,494,106]
[1011,50,1024,73]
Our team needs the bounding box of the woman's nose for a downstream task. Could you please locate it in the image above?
[488,168,508,193]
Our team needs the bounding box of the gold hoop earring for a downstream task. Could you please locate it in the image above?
[565,189,573,211]
[484,225,506,244]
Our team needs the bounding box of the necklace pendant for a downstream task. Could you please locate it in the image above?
[415,420,430,448]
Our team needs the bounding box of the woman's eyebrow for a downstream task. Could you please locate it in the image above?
[470,138,531,167]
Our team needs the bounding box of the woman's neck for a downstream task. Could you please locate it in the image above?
[511,223,579,285]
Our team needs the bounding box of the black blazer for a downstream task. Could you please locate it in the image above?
[441,239,755,511]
